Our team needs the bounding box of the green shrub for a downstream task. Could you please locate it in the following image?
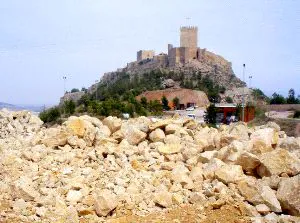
[172,97,180,110]
[225,96,233,103]
[161,96,170,111]
[294,111,300,118]
[64,100,76,115]
[204,104,217,125]
[71,88,80,93]
[39,107,61,123]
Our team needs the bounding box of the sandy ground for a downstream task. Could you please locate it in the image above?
[107,203,251,223]
[265,111,294,119]
[167,108,206,123]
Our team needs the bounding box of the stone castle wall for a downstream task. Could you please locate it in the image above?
[180,26,198,48]
[137,50,155,62]
[168,46,199,67]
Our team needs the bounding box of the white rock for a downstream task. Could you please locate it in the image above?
[149,128,165,142]
[66,190,83,203]
[94,189,118,217]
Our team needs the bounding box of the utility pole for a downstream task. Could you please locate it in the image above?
[63,76,67,95]
[95,80,99,101]
[242,64,246,122]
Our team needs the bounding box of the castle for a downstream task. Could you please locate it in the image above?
[100,26,236,87]
[135,26,201,67]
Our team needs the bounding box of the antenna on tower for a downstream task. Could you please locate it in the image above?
[185,17,191,26]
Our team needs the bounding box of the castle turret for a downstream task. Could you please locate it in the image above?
[180,26,198,48]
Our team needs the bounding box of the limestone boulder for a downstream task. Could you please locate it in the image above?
[66,190,83,203]
[255,204,271,215]
[41,127,69,147]
[277,175,300,216]
[199,151,217,163]
[154,191,173,208]
[121,125,147,145]
[227,122,249,140]
[237,180,282,212]
[164,134,181,145]
[251,128,279,148]
[165,124,180,134]
[102,116,122,133]
[127,116,151,133]
[257,149,300,177]
[235,151,261,173]
[149,128,165,142]
[149,119,171,131]
[202,158,226,180]
[64,116,97,146]
[194,127,219,151]
[214,164,245,184]
[157,143,182,154]
[94,189,118,217]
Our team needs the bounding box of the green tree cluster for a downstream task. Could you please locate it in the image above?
[270,89,300,105]
[39,107,61,123]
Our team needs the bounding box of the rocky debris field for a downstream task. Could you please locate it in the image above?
[1,109,300,223]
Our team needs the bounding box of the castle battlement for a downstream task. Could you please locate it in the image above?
[180,26,198,31]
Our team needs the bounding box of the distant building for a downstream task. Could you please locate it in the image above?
[215,103,255,123]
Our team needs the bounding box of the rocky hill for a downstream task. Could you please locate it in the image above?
[100,49,245,93]
[1,109,300,222]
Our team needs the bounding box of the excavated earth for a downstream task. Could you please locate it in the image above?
[1,109,300,223]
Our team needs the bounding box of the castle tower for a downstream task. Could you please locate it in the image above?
[180,26,198,48]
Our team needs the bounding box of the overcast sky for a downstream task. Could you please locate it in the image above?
[0,0,299,105]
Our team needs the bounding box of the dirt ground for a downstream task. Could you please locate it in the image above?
[107,203,251,223]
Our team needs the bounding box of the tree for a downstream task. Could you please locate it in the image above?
[149,100,163,115]
[161,96,170,111]
[204,104,217,125]
[81,87,87,93]
[64,100,76,115]
[140,96,148,108]
[71,88,80,93]
[39,107,61,123]
[225,96,233,103]
[287,88,297,104]
[252,88,267,100]
[270,92,286,104]
[172,97,180,110]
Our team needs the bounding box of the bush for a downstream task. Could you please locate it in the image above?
[172,97,180,110]
[161,96,170,111]
[294,111,300,118]
[225,96,233,103]
[270,92,286,104]
[64,100,75,115]
[71,88,80,93]
[39,107,61,123]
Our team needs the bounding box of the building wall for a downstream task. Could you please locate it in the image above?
[168,47,199,67]
[180,26,198,48]
[137,50,155,62]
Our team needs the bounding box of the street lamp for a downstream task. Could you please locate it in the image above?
[95,80,99,101]
[242,64,246,122]
[63,76,67,94]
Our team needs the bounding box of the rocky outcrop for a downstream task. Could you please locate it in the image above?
[1,111,300,222]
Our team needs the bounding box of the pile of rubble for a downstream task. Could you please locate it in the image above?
[0,109,43,139]
[0,110,300,222]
